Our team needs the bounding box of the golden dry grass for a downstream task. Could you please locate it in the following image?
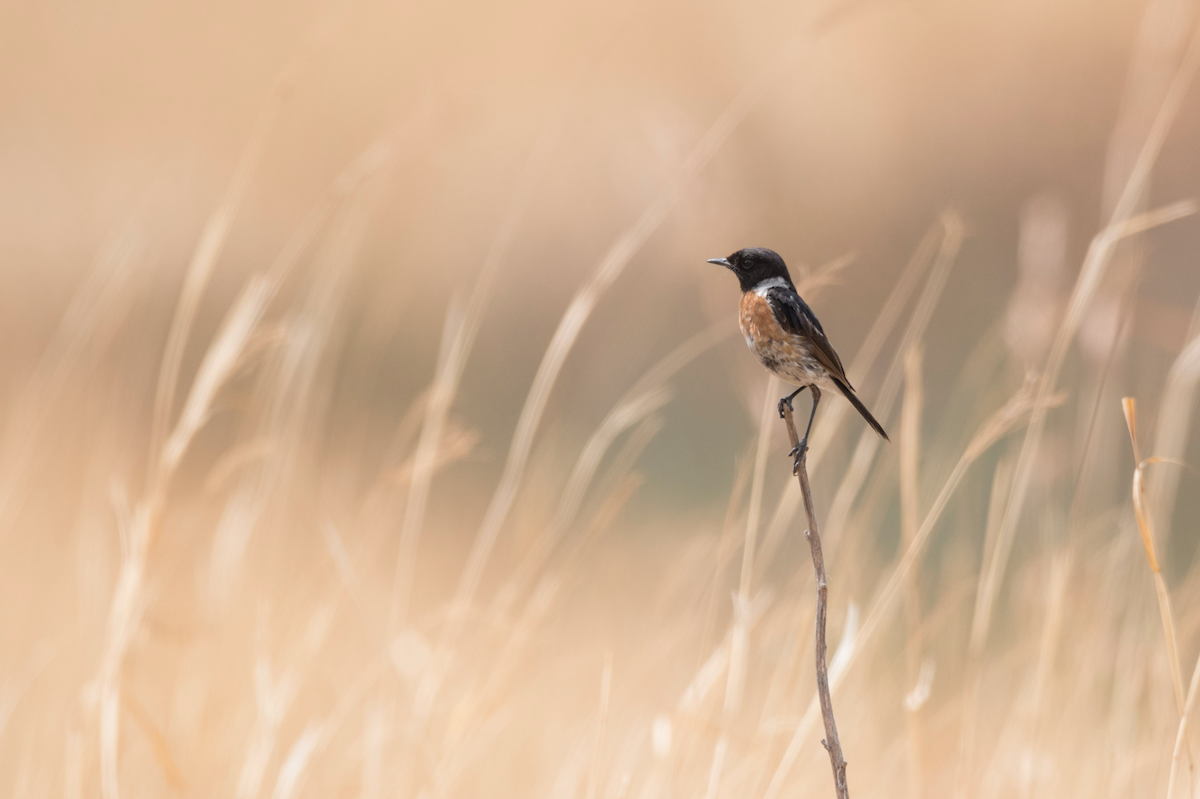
[4,1,1200,798]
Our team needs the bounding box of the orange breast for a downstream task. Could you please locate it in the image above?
[738,290,826,386]
[739,291,783,346]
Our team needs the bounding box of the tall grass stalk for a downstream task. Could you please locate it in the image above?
[403,16,846,767]
[900,344,925,799]
[1168,642,1200,799]
[1149,323,1200,541]
[585,652,615,799]
[760,220,943,564]
[763,378,1061,799]
[147,72,290,472]
[823,212,963,559]
[95,275,274,799]
[971,14,1200,680]
[704,376,778,799]
[950,194,1198,797]
[391,120,562,631]
[206,143,392,610]
[0,225,143,542]
[1019,548,1072,799]
[491,322,730,618]
[1122,398,1185,709]
[389,17,639,628]
[9,6,1200,797]
[780,397,851,799]
[443,475,645,795]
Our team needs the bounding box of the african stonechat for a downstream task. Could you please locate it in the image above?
[709,247,888,470]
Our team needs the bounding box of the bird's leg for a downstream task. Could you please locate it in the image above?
[789,386,821,474]
[778,385,807,419]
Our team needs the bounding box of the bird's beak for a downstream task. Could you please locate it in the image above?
[707,257,732,268]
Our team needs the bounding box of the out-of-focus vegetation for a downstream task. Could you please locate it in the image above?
[3,0,1200,797]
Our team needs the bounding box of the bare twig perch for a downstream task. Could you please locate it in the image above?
[781,395,850,799]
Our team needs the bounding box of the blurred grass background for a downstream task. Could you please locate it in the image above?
[3,0,1200,796]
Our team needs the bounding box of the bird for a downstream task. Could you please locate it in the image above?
[708,247,888,472]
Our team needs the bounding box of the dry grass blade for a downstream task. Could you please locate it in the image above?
[1019,548,1072,799]
[972,196,1199,667]
[705,377,779,799]
[11,3,1200,796]
[388,425,480,489]
[148,71,291,472]
[949,201,1189,796]
[435,420,662,766]
[823,212,963,557]
[492,389,669,616]
[1123,399,1184,697]
[0,224,143,542]
[729,376,779,716]
[1169,645,1200,799]
[390,23,647,632]
[414,25,871,756]
[491,322,728,620]
[271,723,323,799]
[1124,398,1165,573]
[402,27,816,739]
[668,449,759,792]
[703,737,730,799]
[1150,321,1200,541]
[900,343,924,799]
[236,605,333,799]
[678,591,775,716]
[392,119,563,631]
[205,147,391,611]
[0,641,60,743]
[974,14,1200,675]
[121,691,186,791]
[161,275,274,492]
[759,218,946,565]
[438,474,644,793]
[91,273,274,799]
[585,653,615,799]
[322,522,379,631]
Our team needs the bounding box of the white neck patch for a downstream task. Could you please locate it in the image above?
[752,276,790,297]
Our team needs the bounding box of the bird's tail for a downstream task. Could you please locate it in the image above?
[833,377,889,442]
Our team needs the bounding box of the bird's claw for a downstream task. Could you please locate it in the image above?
[778,397,794,419]
[788,439,808,475]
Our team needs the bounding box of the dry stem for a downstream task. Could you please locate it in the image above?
[1123,397,1196,795]
[900,344,925,799]
[781,399,849,799]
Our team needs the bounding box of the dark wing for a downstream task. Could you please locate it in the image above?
[765,286,853,391]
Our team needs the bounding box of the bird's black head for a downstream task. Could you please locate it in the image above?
[707,247,793,293]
